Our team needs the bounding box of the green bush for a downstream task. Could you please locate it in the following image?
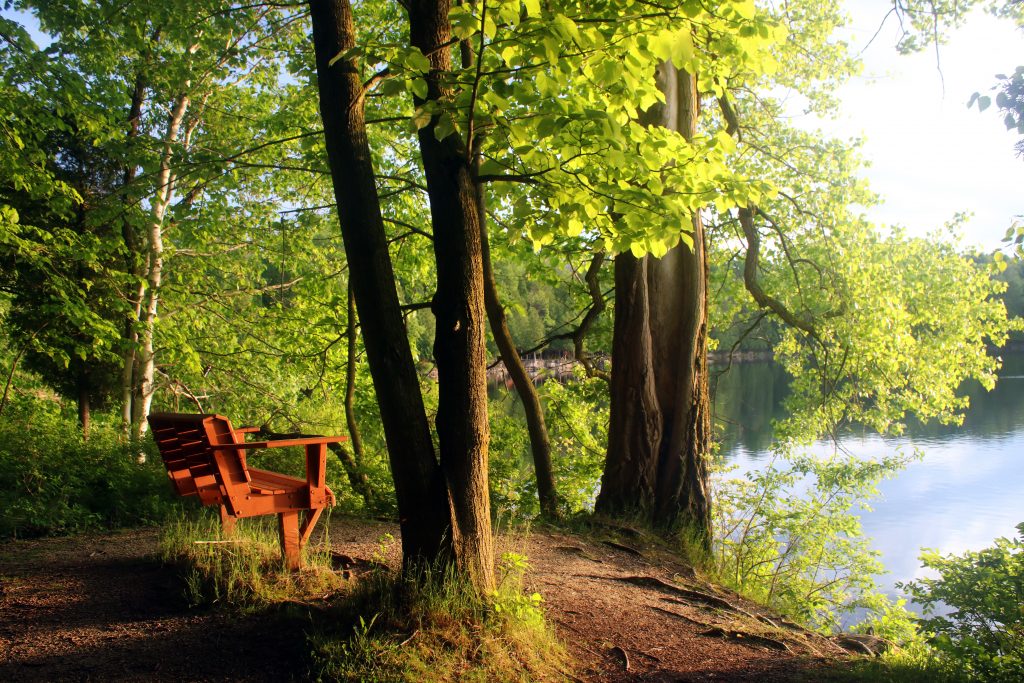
[0,394,177,538]
[711,448,915,631]
[900,523,1024,682]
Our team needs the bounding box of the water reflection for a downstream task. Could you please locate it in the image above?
[712,355,1024,601]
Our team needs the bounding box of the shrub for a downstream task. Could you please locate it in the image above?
[900,523,1024,682]
[0,394,176,538]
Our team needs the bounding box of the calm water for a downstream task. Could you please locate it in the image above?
[713,355,1024,597]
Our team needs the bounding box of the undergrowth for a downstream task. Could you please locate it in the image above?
[158,511,343,609]
[308,551,569,682]
[0,395,176,538]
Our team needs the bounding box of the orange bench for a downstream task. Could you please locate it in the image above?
[147,412,347,570]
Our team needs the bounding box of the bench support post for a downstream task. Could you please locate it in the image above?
[219,505,237,538]
[278,510,301,571]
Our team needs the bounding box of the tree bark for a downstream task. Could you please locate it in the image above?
[132,90,189,442]
[408,0,494,591]
[307,0,455,570]
[120,72,147,436]
[597,253,661,515]
[598,64,712,546]
[474,170,559,519]
[342,284,376,508]
[77,375,91,440]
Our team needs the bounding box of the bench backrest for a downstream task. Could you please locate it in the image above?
[147,413,250,514]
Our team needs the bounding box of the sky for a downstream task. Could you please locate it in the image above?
[809,1,1024,251]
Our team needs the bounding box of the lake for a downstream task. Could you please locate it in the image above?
[712,354,1024,604]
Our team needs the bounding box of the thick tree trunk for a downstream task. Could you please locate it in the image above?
[408,0,494,591]
[597,253,661,515]
[598,64,712,545]
[133,91,189,442]
[307,0,454,569]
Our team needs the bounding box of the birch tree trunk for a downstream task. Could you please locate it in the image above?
[132,91,189,442]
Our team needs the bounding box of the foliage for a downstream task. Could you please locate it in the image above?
[711,447,916,632]
[0,392,175,538]
[899,523,1024,682]
[307,552,567,682]
[158,511,343,609]
[969,65,1024,157]
[489,371,608,519]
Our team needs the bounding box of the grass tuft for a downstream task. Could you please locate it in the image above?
[308,550,570,682]
[158,511,343,609]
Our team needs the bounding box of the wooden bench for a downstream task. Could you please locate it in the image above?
[147,412,347,570]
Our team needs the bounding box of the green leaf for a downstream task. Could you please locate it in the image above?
[978,95,992,112]
[522,0,540,16]
[328,46,359,68]
[411,77,428,99]
[411,107,432,131]
[450,5,478,40]
[434,112,457,141]
[380,78,405,96]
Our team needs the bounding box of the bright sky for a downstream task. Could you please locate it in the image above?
[813,1,1024,251]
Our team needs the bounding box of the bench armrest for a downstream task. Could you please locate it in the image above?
[215,436,347,450]
[235,426,261,434]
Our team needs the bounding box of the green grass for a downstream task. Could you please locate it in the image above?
[810,648,971,683]
[308,552,570,682]
[158,511,344,609]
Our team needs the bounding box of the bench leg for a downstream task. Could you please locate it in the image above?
[219,505,237,538]
[278,511,301,571]
[299,507,324,547]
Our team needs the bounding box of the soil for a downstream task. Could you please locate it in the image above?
[0,518,857,682]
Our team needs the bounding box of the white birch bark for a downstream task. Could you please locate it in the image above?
[132,91,190,443]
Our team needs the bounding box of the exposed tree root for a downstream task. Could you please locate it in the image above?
[601,541,645,557]
[649,605,714,629]
[699,627,792,653]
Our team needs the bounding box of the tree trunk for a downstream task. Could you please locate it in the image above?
[596,253,661,515]
[77,376,91,440]
[475,168,559,519]
[307,0,454,570]
[408,0,494,591]
[133,91,189,442]
[342,284,376,508]
[120,72,147,437]
[598,64,712,546]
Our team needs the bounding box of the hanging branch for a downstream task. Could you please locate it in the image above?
[0,323,46,418]
[572,252,610,381]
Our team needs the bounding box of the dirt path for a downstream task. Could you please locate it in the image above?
[0,520,850,682]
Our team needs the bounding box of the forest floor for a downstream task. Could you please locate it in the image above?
[0,517,864,682]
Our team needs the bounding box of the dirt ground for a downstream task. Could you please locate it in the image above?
[0,518,856,682]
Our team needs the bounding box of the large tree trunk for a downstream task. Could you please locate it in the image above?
[596,253,661,515]
[307,0,455,570]
[598,64,712,546]
[408,0,494,592]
